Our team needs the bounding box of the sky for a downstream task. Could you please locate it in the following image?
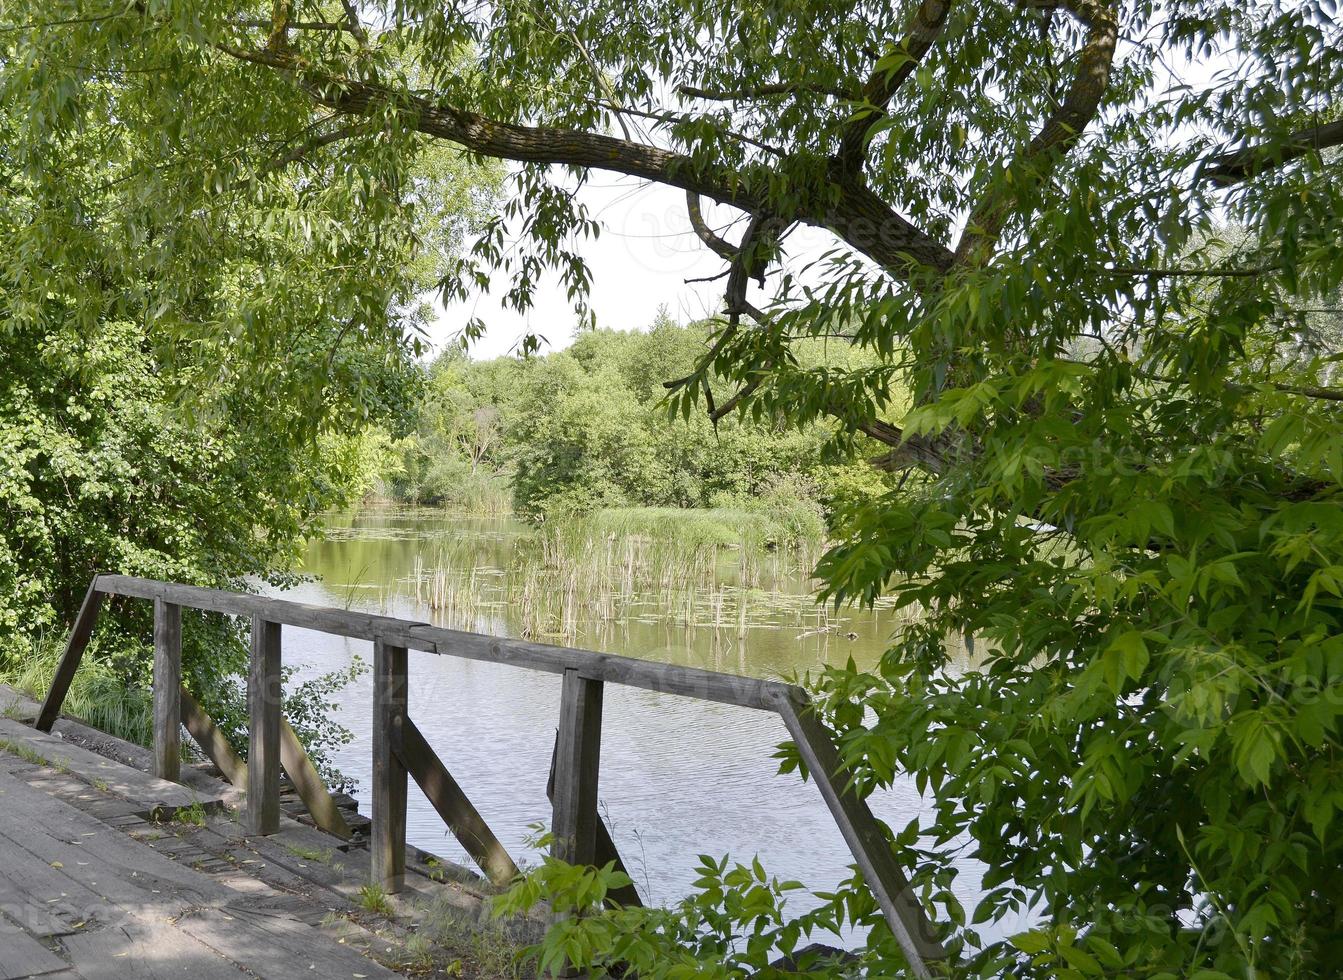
[427,173,839,361]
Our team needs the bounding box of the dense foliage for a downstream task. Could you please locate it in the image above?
[387,314,886,522]
[8,1,1343,977]
[0,8,497,766]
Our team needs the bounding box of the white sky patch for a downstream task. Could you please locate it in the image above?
[429,172,850,360]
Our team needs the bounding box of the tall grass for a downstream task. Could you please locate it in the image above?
[0,638,154,746]
[409,506,831,643]
[394,468,514,516]
[412,552,491,628]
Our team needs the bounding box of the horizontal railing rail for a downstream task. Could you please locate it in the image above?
[91,574,791,711]
[34,574,948,976]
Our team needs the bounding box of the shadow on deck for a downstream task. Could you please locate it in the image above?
[0,684,533,980]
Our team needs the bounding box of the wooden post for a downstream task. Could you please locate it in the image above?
[280,717,352,840]
[372,639,408,893]
[180,685,247,788]
[35,580,105,732]
[552,669,603,867]
[774,693,947,977]
[392,714,518,885]
[244,617,282,836]
[546,731,641,907]
[152,599,182,782]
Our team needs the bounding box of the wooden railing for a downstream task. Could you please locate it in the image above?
[35,574,948,976]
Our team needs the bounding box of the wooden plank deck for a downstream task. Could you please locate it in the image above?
[0,768,399,979]
[0,701,535,980]
[0,719,223,819]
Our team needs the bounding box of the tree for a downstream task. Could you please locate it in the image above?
[0,5,498,771]
[9,1,1343,975]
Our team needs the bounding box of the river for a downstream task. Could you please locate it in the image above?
[274,507,1013,943]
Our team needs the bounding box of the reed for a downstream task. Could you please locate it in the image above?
[403,504,842,646]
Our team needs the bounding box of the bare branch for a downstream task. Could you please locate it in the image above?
[338,0,369,47]
[685,192,739,261]
[241,19,355,33]
[684,269,731,285]
[1108,359,1343,404]
[0,13,122,32]
[1094,263,1281,279]
[678,80,853,102]
[709,377,761,422]
[593,100,787,158]
[1271,381,1343,403]
[257,123,359,176]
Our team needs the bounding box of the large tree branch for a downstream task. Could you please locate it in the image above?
[221,44,955,277]
[836,0,954,173]
[859,418,955,474]
[1201,118,1343,186]
[953,3,1118,267]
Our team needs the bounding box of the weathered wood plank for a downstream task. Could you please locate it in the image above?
[245,618,282,836]
[545,732,641,907]
[0,719,221,816]
[0,917,68,979]
[0,769,231,915]
[152,599,182,782]
[551,669,603,868]
[0,837,108,939]
[391,714,518,885]
[278,717,351,840]
[178,905,402,978]
[774,693,947,976]
[180,686,248,788]
[0,779,381,977]
[62,917,249,980]
[94,575,788,710]
[371,640,407,893]
[36,579,105,732]
[0,759,428,980]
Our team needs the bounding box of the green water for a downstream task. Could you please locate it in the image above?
[277,507,1003,941]
[303,508,912,673]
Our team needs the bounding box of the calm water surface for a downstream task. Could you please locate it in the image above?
[273,508,1010,941]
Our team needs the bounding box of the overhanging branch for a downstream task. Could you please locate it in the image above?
[953,2,1118,266]
[1201,118,1343,186]
[836,0,954,173]
[218,44,955,278]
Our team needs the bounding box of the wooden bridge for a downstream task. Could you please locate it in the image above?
[1,574,948,977]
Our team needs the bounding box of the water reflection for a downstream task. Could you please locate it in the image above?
[276,508,1009,943]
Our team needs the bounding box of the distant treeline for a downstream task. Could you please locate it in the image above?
[371,314,892,526]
